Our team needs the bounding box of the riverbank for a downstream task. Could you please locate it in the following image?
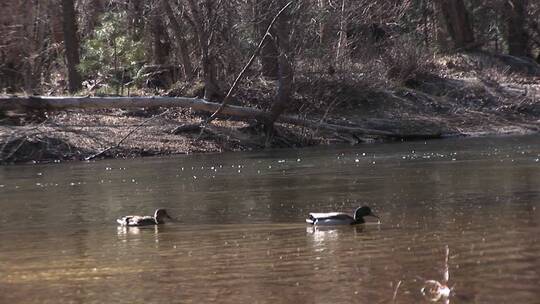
[1,52,539,164]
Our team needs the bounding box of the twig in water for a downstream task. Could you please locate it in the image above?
[443,244,449,284]
[392,280,402,303]
[85,109,171,160]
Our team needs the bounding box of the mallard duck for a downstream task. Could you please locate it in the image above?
[116,209,173,226]
[306,206,379,225]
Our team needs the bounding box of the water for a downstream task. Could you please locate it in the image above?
[0,135,539,303]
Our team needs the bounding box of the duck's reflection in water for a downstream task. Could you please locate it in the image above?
[117,225,162,237]
[306,225,365,252]
[306,224,364,236]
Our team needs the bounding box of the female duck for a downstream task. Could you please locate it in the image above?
[306,206,379,225]
[116,208,173,226]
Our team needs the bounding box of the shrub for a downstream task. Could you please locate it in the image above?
[78,12,146,88]
[383,36,434,87]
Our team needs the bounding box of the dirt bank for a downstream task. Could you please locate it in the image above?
[1,52,539,164]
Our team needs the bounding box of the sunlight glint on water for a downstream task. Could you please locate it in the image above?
[0,135,539,303]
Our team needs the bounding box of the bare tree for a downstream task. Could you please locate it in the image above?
[127,0,145,41]
[255,0,279,79]
[185,0,220,100]
[81,0,104,35]
[161,0,194,79]
[23,0,46,93]
[435,0,475,50]
[317,0,336,47]
[505,0,530,57]
[268,0,293,123]
[149,3,171,65]
[3,0,538,96]
[262,0,294,144]
[61,0,82,93]
[335,0,348,63]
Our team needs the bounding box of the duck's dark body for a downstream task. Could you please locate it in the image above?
[306,206,379,225]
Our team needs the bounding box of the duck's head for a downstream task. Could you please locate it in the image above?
[154,209,173,223]
[354,206,379,221]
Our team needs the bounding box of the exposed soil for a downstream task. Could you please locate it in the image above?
[1,52,539,164]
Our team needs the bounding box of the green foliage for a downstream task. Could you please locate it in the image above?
[79,12,146,85]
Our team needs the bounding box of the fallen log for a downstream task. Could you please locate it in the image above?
[0,96,439,138]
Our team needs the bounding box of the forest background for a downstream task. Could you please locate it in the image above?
[1,0,539,163]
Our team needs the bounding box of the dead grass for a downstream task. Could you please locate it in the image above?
[1,51,539,164]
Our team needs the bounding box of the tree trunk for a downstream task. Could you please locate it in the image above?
[504,0,530,57]
[318,0,334,47]
[255,0,279,79]
[269,7,293,123]
[31,0,48,94]
[265,0,294,143]
[128,0,144,41]
[82,0,104,34]
[22,0,39,93]
[433,1,450,51]
[49,2,64,44]
[435,0,475,50]
[0,96,405,138]
[335,0,348,62]
[150,5,171,65]
[161,0,194,79]
[61,0,82,93]
[186,0,220,100]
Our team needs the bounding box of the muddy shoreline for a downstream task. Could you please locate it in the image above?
[1,53,539,164]
[1,103,537,165]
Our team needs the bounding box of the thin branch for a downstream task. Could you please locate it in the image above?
[314,98,340,137]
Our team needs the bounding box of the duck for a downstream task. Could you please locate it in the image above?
[116,208,173,226]
[306,206,379,225]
